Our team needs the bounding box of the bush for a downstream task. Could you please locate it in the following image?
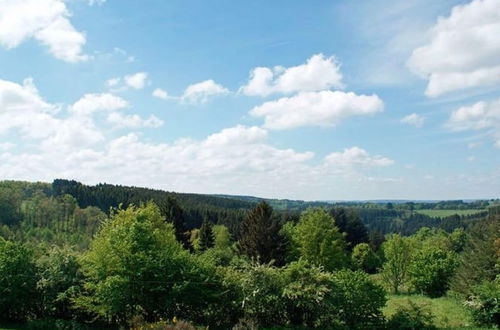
[465,280,500,327]
[409,246,457,297]
[225,261,386,329]
[386,300,437,330]
[329,270,387,329]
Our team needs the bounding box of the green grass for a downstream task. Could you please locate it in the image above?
[384,294,493,329]
[415,209,485,218]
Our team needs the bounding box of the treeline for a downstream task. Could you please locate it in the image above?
[356,208,487,235]
[52,179,252,235]
[1,200,499,329]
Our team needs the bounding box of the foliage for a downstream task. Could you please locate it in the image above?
[291,208,348,271]
[329,207,369,249]
[409,245,457,297]
[159,197,191,249]
[465,280,500,327]
[351,242,380,273]
[386,300,437,330]
[224,261,386,329]
[328,269,387,329]
[213,224,231,250]
[238,202,285,265]
[75,203,233,326]
[0,238,38,321]
[381,234,413,293]
[36,247,83,319]
[198,218,215,251]
[451,212,500,295]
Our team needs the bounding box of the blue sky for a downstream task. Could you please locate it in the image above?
[0,0,499,200]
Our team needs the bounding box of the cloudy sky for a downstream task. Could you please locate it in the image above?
[0,0,499,200]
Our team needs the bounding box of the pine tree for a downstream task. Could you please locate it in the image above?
[159,197,190,249]
[198,218,215,251]
[238,201,285,265]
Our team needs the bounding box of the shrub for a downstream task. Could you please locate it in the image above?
[329,270,387,329]
[226,261,386,329]
[409,246,457,297]
[465,280,500,327]
[386,300,437,330]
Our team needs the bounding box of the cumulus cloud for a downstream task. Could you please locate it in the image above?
[407,0,500,97]
[107,112,164,129]
[124,72,148,89]
[446,98,500,147]
[240,54,343,97]
[250,90,383,130]
[152,88,172,100]
[0,78,60,139]
[181,79,229,104]
[69,93,129,116]
[401,113,425,127]
[0,77,398,199]
[325,147,394,167]
[0,0,88,62]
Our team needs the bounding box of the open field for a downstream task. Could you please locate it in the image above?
[383,294,493,329]
[415,209,485,218]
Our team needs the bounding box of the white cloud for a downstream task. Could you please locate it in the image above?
[401,113,425,127]
[204,125,268,146]
[107,112,164,129]
[408,0,500,97]
[446,98,500,147]
[69,93,129,116]
[325,147,394,167]
[181,79,229,104]
[106,77,121,88]
[467,156,476,162]
[240,54,343,96]
[250,90,383,130]
[0,0,88,62]
[152,88,172,100]
[0,77,60,139]
[124,72,148,89]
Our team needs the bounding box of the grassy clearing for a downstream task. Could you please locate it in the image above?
[383,294,493,329]
[415,209,485,218]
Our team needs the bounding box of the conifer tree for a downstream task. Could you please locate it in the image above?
[198,218,215,251]
[159,197,190,249]
[238,201,285,265]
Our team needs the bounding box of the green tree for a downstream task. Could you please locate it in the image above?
[159,197,190,249]
[75,203,230,326]
[238,201,285,265]
[0,238,38,321]
[409,245,457,297]
[381,234,413,294]
[352,242,380,273]
[37,246,83,319]
[198,219,215,251]
[330,208,369,250]
[292,208,348,271]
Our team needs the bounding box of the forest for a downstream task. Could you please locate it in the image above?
[0,179,499,329]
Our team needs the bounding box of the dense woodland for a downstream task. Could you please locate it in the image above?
[0,179,498,329]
